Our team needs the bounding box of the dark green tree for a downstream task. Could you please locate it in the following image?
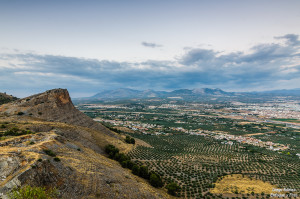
[139,166,149,179]
[132,165,140,175]
[130,138,135,144]
[149,173,163,188]
[166,182,180,196]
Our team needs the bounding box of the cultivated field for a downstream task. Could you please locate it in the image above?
[128,134,300,198]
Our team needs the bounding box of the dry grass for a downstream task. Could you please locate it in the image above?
[115,126,135,133]
[0,117,173,198]
[211,174,277,194]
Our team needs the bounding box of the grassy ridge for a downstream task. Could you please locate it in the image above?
[0,92,17,105]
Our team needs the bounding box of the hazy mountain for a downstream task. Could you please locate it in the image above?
[255,88,300,96]
[74,88,300,103]
[91,88,168,99]
[88,88,232,100]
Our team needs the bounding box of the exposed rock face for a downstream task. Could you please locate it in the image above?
[0,89,114,137]
[0,89,170,199]
[0,131,168,199]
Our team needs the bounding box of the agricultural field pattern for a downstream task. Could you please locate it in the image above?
[78,99,300,198]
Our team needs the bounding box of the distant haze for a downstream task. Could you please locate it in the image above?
[0,0,300,97]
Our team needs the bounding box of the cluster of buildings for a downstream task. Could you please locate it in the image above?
[190,130,289,151]
[95,116,289,152]
[94,118,163,133]
[231,102,300,119]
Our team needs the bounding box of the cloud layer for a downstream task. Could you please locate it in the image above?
[141,42,163,48]
[1,34,300,97]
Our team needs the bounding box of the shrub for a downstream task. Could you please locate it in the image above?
[4,127,19,136]
[126,160,134,170]
[8,185,58,199]
[116,153,129,163]
[53,157,61,162]
[166,182,180,196]
[121,160,128,168]
[125,135,135,144]
[43,149,56,157]
[105,144,119,157]
[132,165,140,175]
[1,124,6,128]
[108,152,115,159]
[130,138,135,144]
[149,173,163,188]
[26,130,34,134]
[125,136,131,143]
[2,128,34,137]
[139,166,149,179]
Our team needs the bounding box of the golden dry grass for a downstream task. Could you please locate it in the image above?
[211,174,277,194]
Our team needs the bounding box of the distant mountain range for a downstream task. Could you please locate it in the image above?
[79,88,300,101]
[253,88,300,95]
[88,88,233,100]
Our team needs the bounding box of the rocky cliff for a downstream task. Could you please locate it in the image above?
[0,89,170,199]
[0,89,114,137]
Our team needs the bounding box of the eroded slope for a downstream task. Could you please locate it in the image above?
[0,89,171,199]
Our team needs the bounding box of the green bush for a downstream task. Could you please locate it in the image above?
[3,127,19,136]
[126,160,134,170]
[53,157,61,162]
[121,160,128,168]
[149,173,163,188]
[116,153,129,163]
[1,128,34,137]
[8,185,58,199]
[139,166,149,179]
[105,144,119,157]
[132,165,140,175]
[130,138,135,144]
[43,149,56,157]
[166,182,180,196]
[125,135,135,144]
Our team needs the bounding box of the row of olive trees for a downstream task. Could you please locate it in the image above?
[104,144,180,196]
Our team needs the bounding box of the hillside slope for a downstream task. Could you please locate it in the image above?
[0,89,171,199]
[0,92,17,105]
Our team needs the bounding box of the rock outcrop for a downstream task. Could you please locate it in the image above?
[0,89,171,199]
[0,89,114,137]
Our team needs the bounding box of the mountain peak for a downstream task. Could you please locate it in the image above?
[0,89,114,136]
[0,92,18,105]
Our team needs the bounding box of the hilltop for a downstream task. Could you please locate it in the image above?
[0,92,17,105]
[0,89,171,199]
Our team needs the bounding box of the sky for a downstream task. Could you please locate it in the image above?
[1,0,300,97]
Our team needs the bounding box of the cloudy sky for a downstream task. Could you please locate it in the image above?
[1,0,300,97]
